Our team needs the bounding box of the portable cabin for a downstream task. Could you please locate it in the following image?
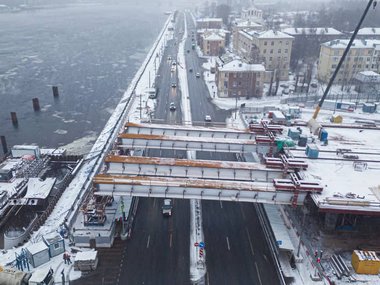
[43,233,65,258]
[26,242,50,268]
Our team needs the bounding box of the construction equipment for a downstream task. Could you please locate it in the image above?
[310,0,377,123]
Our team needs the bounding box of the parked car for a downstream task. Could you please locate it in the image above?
[171,82,177,88]
[189,68,193,72]
[204,115,212,122]
[196,72,200,78]
[162,199,173,216]
[169,102,176,111]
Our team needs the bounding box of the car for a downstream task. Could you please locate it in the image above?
[171,66,175,72]
[171,82,177,88]
[172,61,176,66]
[162,199,173,216]
[204,115,212,122]
[169,102,176,111]
[167,56,172,61]
[196,72,200,78]
[187,50,190,53]
[189,68,193,72]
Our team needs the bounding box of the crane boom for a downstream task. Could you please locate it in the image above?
[312,0,376,120]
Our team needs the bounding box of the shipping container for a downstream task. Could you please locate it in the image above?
[352,250,380,275]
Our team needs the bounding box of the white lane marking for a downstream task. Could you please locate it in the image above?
[146,235,151,249]
[226,236,230,251]
[240,204,246,220]
[207,272,210,285]
[153,198,156,207]
[219,200,223,208]
[255,262,263,285]
[170,233,173,248]
[245,227,255,256]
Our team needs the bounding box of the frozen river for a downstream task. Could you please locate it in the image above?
[0,2,166,154]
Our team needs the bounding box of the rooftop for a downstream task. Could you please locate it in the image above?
[242,29,294,40]
[322,39,380,49]
[356,27,380,36]
[282,27,342,36]
[218,59,265,72]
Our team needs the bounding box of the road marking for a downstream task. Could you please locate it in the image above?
[245,228,255,256]
[146,235,151,249]
[255,262,263,285]
[153,198,156,207]
[207,272,210,285]
[226,236,230,251]
[219,200,223,208]
[240,204,246,220]
[169,233,173,248]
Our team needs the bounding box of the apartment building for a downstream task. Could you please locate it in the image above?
[355,27,380,40]
[282,27,343,66]
[201,32,226,56]
[232,20,263,52]
[196,18,223,29]
[215,59,265,98]
[317,39,380,83]
[237,30,294,80]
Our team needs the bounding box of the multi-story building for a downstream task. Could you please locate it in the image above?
[236,30,294,80]
[282,27,343,67]
[201,32,226,56]
[241,5,263,24]
[196,18,223,29]
[215,59,265,98]
[356,27,380,40]
[317,39,380,83]
[231,20,263,52]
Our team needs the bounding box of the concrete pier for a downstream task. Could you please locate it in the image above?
[10,112,18,125]
[32,98,40,111]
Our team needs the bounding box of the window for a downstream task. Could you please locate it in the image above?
[269,57,273,62]
[271,41,274,46]
[263,49,267,53]
[270,49,273,54]
[264,41,267,46]
[278,49,281,53]
[285,49,288,53]
[286,41,289,45]
[358,64,362,68]
[332,64,337,68]
[54,243,61,250]
[224,81,228,88]
[334,50,339,56]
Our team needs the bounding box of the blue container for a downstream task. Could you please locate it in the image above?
[319,129,328,142]
[336,102,342,109]
[288,128,300,140]
[306,144,319,158]
[362,103,376,113]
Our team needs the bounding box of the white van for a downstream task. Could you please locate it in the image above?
[162,199,173,216]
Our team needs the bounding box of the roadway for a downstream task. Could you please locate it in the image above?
[184,13,281,285]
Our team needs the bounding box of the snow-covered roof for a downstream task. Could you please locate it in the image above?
[322,39,380,49]
[75,250,97,261]
[24,178,56,200]
[357,27,380,36]
[233,19,262,28]
[28,267,52,283]
[242,29,294,40]
[0,158,22,171]
[196,18,222,22]
[354,71,380,83]
[282,27,342,36]
[218,59,265,72]
[27,241,48,255]
[203,33,224,41]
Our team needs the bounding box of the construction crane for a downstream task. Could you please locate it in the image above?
[311,0,378,121]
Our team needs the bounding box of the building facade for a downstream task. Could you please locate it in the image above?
[196,18,223,29]
[237,30,294,80]
[232,20,263,52]
[216,59,265,98]
[317,39,380,83]
[282,27,343,67]
[201,33,225,56]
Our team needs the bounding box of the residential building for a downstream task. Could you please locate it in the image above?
[215,59,265,98]
[231,19,264,52]
[237,29,294,80]
[196,18,223,29]
[201,32,226,56]
[196,28,229,49]
[355,27,380,40]
[282,27,343,67]
[317,39,380,83]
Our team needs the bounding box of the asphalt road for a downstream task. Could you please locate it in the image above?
[73,11,280,285]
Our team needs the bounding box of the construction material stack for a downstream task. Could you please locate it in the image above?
[351,250,380,275]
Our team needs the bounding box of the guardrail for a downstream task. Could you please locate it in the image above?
[63,14,173,231]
